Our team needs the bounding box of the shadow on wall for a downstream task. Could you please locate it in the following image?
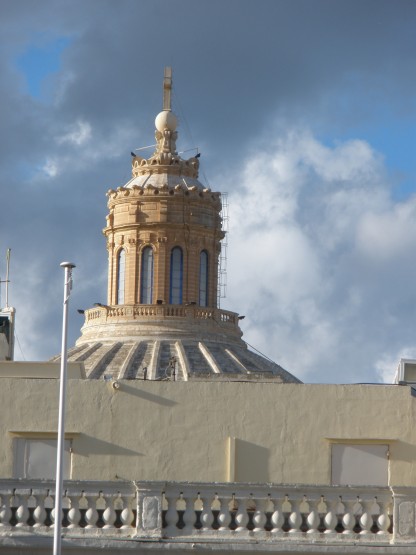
[116,382,178,407]
[76,435,144,457]
[235,439,269,483]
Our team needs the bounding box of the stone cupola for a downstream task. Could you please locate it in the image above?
[104,68,223,309]
[53,69,301,385]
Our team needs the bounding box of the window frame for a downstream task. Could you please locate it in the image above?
[140,246,154,304]
[116,248,126,305]
[169,247,183,304]
[199,250,209,307]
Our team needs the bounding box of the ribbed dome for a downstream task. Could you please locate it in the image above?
[51,337,300,383]
[51,305,301,383]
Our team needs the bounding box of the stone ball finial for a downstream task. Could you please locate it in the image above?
[155,110,177,132]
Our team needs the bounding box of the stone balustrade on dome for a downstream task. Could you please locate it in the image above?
[84,304,238,328]
[3,479,416,548]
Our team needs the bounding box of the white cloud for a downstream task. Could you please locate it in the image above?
[222,127,416,383]
[58,119,92,146]
[42,157,59,177]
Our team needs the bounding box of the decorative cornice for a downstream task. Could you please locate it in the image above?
[107,184,221,207]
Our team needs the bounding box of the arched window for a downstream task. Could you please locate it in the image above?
[140,246,154,304]
[170,247,183,304]
[116,249,125,305]
[199,250,209,307]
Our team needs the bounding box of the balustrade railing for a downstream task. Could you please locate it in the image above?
[3,480,416,547]
[157,483,393,541]
[0,480,136,536]
[84,305,238,327]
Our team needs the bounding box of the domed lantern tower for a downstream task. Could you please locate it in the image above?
[105,68,222,310]
[59,69,300,384]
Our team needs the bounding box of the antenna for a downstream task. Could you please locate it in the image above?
[163,67,172,111]
[5,248,10,308]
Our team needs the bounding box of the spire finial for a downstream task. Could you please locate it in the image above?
[163,67,172,112]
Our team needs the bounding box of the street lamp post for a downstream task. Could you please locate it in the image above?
[53,262,75,555]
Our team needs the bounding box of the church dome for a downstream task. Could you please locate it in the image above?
[52,68,301,385]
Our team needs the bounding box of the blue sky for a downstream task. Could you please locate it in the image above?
[16,36,72,98]
[1,0,416,383]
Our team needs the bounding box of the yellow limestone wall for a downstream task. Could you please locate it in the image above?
[0,376,414,485]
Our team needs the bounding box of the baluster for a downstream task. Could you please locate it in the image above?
[360,498,374,535]
[15,493,29,527]
[103,496,116,529]
[44,491,54,527]
[27,492,37,527]
[33,493,46,528]
[121,497,135,529]
[264,495,275,532]
[217,495,231,531]
[244,495,257,532]
[175,493,187,530]
[181,493,195,534]
[67,494,81,529]
[306,497,320,534]
[253,498,267,532]
[270,496,284,536]
[228,494,242,531]
[9,492,19,527]
[288,498,302,534]
[113,493,124,528]
[377,499,391,535]
[95,492,108,528]
[352,497,363,534]
[78,492,88,528]
[323,496,338,535]
[201,495,215,530]
[85,495,99,529]
[193,493,204,530]
[61,492,71,528]
[0,493,11,528]
[342,499,356,535]
[235,495,249,533]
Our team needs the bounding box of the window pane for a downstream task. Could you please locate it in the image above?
[331,444,388,486]
[14,438,71,479]
[170,247,183,304]
[117,249,125,304]
[140,247,154,304]
[199,251,208,306]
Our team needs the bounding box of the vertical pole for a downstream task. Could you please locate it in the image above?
[53,262,75,555]
[5,248,10,308]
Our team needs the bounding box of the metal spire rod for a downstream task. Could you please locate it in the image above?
[53,261,75,555]
[5,248,11,308]
[163,66,172,111]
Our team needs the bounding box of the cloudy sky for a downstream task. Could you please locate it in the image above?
[1,0,416,384]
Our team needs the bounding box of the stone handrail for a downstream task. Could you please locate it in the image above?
[3,480,416,547]
[84,304,238,327]
[150,482,393,541]
[0,480,136,536]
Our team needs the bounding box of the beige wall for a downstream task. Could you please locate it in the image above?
[0,377,414,486]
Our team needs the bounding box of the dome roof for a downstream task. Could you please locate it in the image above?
[52,338,300,383]
[124,172,205,191]
[50,306,301,383]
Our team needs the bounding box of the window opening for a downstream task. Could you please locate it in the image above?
[170,247,183,304]
[140,246,154,304]
[116,249,125,305]
[199,250,209,306]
